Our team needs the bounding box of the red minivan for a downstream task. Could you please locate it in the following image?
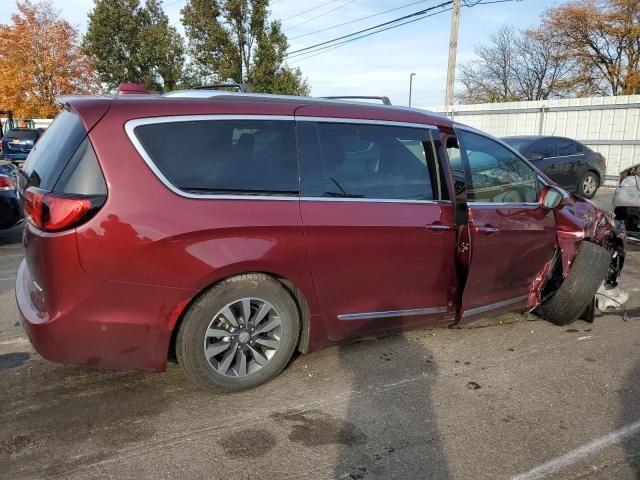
[15,92,625,391]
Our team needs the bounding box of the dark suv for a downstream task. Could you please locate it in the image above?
[1,128,43,164]
[502,136,606,199]
[16,93,625,391]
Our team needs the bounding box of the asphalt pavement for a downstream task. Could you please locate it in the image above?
[1,190,639,480]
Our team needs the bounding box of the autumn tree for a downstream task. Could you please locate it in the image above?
[541,0,640,95]
[0,0,99,118]
[458,26,580,103]
[83,0,185,91]
[181,0,309,95]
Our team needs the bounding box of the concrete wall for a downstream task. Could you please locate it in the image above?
[428,95,640,181]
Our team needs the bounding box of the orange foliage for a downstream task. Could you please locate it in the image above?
[0,0,100,118]
[542,0,640,95]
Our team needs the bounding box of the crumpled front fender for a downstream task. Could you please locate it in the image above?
[530,193,625,306]
[554,194,613,275]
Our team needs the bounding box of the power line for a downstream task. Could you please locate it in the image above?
[288,6,452,62]
[281,0,344,22]
[286,0,520,61]
[287,1,453,57]
[286,0,359,32]
[289,0,434,40]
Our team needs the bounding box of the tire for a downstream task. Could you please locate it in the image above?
[536,241,611,326]
[176,274,300,392]
[576,171,599,199]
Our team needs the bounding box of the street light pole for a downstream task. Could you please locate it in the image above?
[445,0,461,107]
[409,72,416,107]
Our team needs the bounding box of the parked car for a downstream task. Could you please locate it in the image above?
[16,94,625,391]
[0,160,22,229]
[1,128,43,164]
[614,163,640,242]
[501,136,606,199]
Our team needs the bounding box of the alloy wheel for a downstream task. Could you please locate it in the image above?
[583,175,597,196]
[203,297,282,377]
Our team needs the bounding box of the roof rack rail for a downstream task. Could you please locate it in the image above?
[322,96,392,105]
[193,83,251,93]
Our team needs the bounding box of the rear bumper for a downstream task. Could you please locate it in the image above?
[16,257,195,371]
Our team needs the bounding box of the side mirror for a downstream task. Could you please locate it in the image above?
[526,152,544,162]
[540,185,564,210]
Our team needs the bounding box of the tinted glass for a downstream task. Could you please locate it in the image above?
[459,131,538,203]
[2,129,39,141]
[446,136,466,195]
[54,138,107,195]
[555,138,578,156]
[135,120,298,194]
[21,110,86,191]
[530,139,555,158]
[314,123,434,200]
[576,142,589,154]
[502,138,536,153]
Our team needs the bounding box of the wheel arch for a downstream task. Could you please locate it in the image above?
[167,271,314,363]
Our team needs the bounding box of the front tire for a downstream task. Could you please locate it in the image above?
[176,274,300,392]
[577,171,599,199]
[536,242,611,325]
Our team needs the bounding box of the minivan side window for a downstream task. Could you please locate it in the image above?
[458,130,538,203]
[134,120,298,195]
[306,122,436,201]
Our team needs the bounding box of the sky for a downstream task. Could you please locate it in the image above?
[1,0,564,107]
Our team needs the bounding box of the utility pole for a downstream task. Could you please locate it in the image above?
[445,0,461,107]
[409,72,416,107]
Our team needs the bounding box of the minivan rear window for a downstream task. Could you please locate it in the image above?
[134,120,299,195]
[22,110,86,191]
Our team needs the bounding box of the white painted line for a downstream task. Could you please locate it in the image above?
[0,337,29,346]
[577,335,592,341]
[0,254,23,258]
[0,277,16,281]
[512,419,640,480]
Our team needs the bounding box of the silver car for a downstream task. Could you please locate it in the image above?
[614,163,640,242]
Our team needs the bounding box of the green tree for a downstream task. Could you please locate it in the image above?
[83,0,185,91]
[181,0,309,95]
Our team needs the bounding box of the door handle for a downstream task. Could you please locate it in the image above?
[473,226,499,235]
[427,224,454,232]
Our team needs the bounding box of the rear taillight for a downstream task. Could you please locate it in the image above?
[0,174,13,190]
[23,186,103,232]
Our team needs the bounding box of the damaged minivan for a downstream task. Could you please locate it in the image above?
[16,92,626,391]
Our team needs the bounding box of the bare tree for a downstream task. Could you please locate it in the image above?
[457,26,579,104]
